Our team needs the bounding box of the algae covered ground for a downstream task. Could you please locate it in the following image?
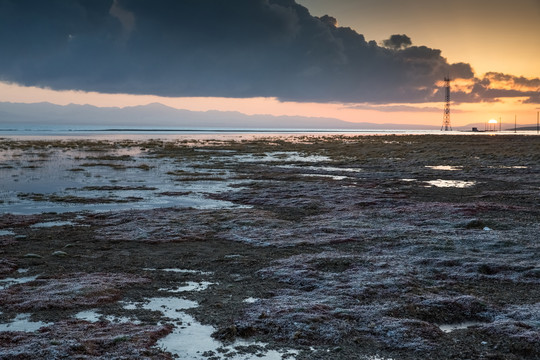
[0,135,539,359]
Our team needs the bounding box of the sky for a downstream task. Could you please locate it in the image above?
[0,0,539,127]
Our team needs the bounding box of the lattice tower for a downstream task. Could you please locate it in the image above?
[441,77,452,131]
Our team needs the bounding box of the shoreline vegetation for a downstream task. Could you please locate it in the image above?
[0,134,539,359]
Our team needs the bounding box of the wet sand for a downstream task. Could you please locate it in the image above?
[0,135,539,359]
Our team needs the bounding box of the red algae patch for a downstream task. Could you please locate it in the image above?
[0,319,172,359]
[0,214,50,229]
[0,273,149,311]
[90,208,217,243]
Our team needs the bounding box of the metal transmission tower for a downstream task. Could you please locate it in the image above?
[441,77,452,131]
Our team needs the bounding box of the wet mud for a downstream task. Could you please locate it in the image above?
[0,135,539,359]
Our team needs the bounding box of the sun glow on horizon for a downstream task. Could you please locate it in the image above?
[0,82,537,127]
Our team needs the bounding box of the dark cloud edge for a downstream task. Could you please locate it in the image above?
[0,0,538,104]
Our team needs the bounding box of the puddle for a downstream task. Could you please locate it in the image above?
[279,165,362,173]
[73,309,102,322]
[74,309,135,324]
[301,174,349,180]
[489,166,528,169]
[159,281,214,293]
[0,230,15,236]
[194,149,237,154]
[0,275,39,290]
[143,298,217,359]
[243,297,259,304]
[127,296,216,357]
[116,271,297,360]
[143,268,213,276]
[0,147,244,215]
[401,178,416,182]
[30,221,75,228]
[425,180,476,188]
[0,313,51,332]
[131,297,297,360]
[233,152,330,163]
[439,321,487,333]
[316,166,362,173]
[4,193,244,215]
[425,165,462,171]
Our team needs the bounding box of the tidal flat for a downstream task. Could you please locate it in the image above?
[0,135,539,359]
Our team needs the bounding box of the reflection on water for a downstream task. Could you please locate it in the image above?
[425,165,462,171]
[158,281,214,293]
[121,295,298,359]
[0,129,498,142]
[30,221,75,228]
[438,321,487,333]
[230,151,331,163]
[301,174,349,180]
[0,275,39,290]
[425,179,476,188]
[0,313,51,332]
[74,309,135,324]
[143,268,213,275]
[0,146,245,214]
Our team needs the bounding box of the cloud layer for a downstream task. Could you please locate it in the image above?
[0,0,537,104]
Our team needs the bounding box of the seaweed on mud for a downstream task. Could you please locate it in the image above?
[80,162,129,170]
[0,259,18,276]
[0,320,173,359]
[135,163,153,170]
[87,155,135,161]
[1,135,539,359]
[270,202,327,222]
[0,273,149,311]
[17,193,144,204]
[385,295,492,324]
[0,214,45,228]
[90,208,217,243]
[80,185,157,191]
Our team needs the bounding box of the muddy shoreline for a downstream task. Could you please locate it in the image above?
[1,135,539,359]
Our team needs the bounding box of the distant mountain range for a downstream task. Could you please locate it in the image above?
[0,102,537,131]
[0,101,442,130]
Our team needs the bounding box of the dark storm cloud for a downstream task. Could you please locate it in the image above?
[317,15,337,27]
[382,34,412,50]
[0,0,535,103]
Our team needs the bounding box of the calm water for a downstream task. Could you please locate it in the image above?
[1,127,537,215]
[0,126,538,140]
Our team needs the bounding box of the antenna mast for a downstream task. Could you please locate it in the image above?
[441,76,452,131]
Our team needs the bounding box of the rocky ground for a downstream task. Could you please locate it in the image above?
[0,135,539,359]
